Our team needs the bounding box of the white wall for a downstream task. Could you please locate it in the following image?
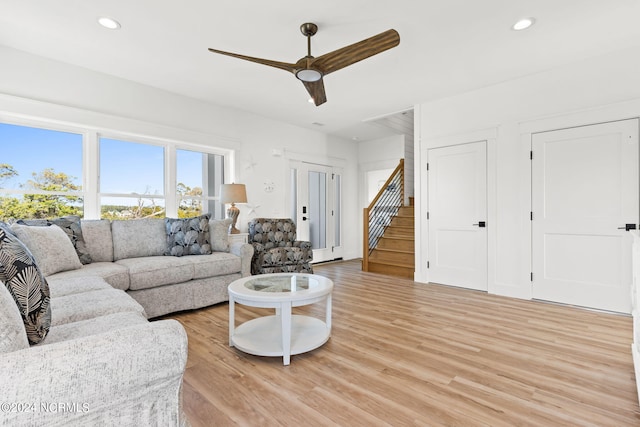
[357,134,405,256]
[416,44,640,298]
[358,134,404,206]
[0,45,361,260]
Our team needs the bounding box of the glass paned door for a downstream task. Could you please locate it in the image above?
[291,161,342,263]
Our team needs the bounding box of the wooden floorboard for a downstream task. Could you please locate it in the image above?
[167,259,640,426]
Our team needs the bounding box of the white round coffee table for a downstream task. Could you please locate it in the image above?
[228,273,333,365]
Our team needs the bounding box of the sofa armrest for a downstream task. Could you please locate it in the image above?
[230,242,254,277]
[0,320,189,427]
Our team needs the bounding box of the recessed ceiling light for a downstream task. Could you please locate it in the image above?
[98,16,121,30]
[512,18,535,31]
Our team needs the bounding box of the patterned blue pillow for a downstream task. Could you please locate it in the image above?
[0,223,51,345]
[164,214,212,257]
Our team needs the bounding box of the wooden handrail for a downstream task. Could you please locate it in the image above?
[366,159,404,211]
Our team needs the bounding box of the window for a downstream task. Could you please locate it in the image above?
[176,149,226,218]
[0,122,83,221]
[100,137,165,219]
[0,119,229,222]
[176,149,204,217]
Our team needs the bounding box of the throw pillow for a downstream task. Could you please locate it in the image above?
[10,223,83,277]
[164,213,212,257]
[210,218,231,252]
[0,279,30,352]
[16,215,93,264]
[0,223,51,345]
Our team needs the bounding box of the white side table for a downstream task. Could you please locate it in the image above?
[228,232,248,244]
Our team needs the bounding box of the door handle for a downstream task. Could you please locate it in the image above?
[302,216,308,221]
[472,221,486,228]
[618,224,637,231]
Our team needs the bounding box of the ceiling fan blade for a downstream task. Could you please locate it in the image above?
[310,29,400,75]
[302,79,327,106]
[208,48,297,73]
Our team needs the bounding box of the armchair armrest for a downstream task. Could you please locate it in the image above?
[0,320,188,427]
[293,240,313,251]
[230,242,254,277]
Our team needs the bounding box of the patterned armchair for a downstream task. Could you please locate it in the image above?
[247,218,313,275]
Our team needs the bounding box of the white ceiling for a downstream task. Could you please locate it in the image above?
[2,0,640,141]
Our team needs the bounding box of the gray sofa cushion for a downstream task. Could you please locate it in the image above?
[46,262,130,291]
[112,219,166,261]
[0,281,29,353]
[115,256,193,291]
[50,288,146,326]
[164,214,212,256]
[11,223,83,277]
[80,219,114,262]
[210,218,232,252]
[47,276,113,298]
[128,274,238,318]
[17,215,93,264]
[0,224,52,345]
[40,311,148,345]
[187,252,242,279]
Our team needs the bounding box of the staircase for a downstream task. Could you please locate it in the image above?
[366,202,414,278]
[362,159,415,278]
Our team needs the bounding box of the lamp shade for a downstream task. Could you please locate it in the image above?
[220,183,247,204]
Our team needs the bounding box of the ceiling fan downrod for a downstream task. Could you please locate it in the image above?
[300,22,318,58]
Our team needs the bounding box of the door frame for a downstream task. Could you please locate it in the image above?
[417,127,497,294]
[426,140,489,291]
[286,152,345,263]
[528,118,639,313]
[520,116,640,303]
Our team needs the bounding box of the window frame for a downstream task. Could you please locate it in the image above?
[0,117,87,219]
[0,115,233,221]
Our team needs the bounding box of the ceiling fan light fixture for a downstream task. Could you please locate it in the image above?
[296,69,323,82]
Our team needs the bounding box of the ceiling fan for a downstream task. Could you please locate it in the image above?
[208,23,400,106]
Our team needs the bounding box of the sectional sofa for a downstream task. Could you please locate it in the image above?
[0,215,254,426]
[13,216,253,318]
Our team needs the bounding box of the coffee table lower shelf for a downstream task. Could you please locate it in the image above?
[231,314,330,358]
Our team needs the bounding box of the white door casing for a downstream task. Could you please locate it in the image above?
[428,141,488,291]
[292,161,342,263]
[531,119,639,313]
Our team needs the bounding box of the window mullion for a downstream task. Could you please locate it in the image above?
[165,144,177,217]
[84,131,100,219]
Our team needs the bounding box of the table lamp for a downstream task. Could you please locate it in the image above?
[220,183,247,234]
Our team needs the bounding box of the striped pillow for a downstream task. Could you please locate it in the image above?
[0,223,51,345]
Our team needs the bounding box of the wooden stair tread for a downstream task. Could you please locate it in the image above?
[367,259,414,269]
[380,235,414,241]
[372,247,413,255]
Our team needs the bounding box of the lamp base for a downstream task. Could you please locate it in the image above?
[227,203,241,234]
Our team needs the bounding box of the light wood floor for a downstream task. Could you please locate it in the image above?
[168,260,640,426]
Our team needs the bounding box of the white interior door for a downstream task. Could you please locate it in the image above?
[292,161,342,263]
[428,141,487,291]
[532,119,639,313]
